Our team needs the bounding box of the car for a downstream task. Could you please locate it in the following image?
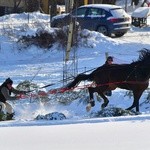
[51,4,131,37]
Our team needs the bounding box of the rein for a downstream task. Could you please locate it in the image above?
[125,65,138,82]
[47,80,149,95]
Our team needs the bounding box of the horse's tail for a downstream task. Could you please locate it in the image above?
[66,73,93,89]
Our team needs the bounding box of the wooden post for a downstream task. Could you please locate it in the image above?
[65,0,74,62]
[41,0,49,14]
[50,0,57,21]
[66,22,74,61]
[125,0,128,12]
[84,0,88,5]
[65,0,69,13]
[105,52,109,60]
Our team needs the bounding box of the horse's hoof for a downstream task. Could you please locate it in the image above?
[101,101,109,109]
[90,101,95,107]
[101,103,106,109]
[126,107,130,110]
[86,103,92,112]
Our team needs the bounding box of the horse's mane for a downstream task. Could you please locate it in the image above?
[132,48,150,65]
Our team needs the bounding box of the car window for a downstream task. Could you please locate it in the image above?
[110,8,127,18]
[72,8,87,17]
[86,8,106,17]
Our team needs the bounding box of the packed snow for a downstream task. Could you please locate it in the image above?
[132,7,150,18]
[0,2,150,150]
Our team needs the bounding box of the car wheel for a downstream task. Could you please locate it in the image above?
[97,26,110,36]
[115,32,125,37]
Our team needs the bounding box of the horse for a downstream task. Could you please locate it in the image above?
[66,49,150,112]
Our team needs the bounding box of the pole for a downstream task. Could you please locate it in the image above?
[65,0,74,62]
[125,0,128,12]
[30,67,42,82]
[105,52,109,60]
[84,0,88,5]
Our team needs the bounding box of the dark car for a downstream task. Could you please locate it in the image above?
[51,4,131,37]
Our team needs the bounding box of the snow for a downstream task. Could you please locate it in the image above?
[0,2,150,149]
[132,7,150,18]
[81,4,122,11]
[1,116,150,150]
[0,118,150,150]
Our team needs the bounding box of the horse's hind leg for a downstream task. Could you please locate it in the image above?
[98,92,109,109]
[126,90,143,112]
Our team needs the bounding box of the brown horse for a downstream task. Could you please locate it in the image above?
[66,49,150,112]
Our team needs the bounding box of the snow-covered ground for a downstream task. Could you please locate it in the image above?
[0,2,150,149]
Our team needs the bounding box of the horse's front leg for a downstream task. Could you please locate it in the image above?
[86,87,96,112]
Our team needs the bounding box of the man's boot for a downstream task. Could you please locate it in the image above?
[6,113,14,120]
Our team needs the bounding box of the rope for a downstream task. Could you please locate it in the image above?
[16,79,149,101]
[46,80,149,95]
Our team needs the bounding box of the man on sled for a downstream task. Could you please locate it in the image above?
[0,78,27,120]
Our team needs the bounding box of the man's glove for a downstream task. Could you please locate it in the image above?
[16,94,26,99]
